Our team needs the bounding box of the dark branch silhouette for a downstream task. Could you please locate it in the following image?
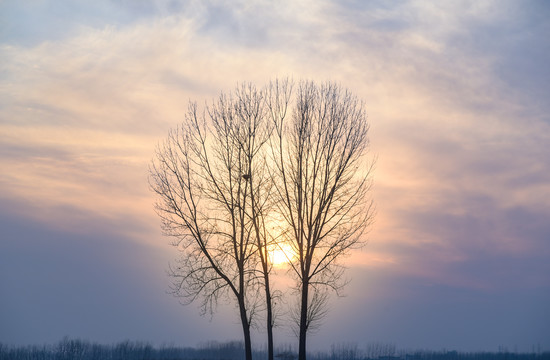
[268,79,374,360]
[150,84,281,360]
[150,79,373,360]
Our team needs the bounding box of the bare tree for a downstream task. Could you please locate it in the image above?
[268,80,374,360]
[150,96,258,360]
[150,84,280,360]
[150,79,373,360]
[232,83,279,360]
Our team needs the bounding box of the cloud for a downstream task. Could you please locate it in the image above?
[1,0,549,350]
[2,0,548,272]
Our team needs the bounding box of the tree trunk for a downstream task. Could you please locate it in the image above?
[298,280,309,360]
[248,169,275,360]
[238,297,253,360]
[265,270,274,360]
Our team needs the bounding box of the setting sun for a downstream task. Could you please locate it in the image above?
[269,243,296,267]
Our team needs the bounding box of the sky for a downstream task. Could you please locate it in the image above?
[1,0,549,354]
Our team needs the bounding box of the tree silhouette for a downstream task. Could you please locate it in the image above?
[268,80,374,360]
[150,84,280,360]
[230,83,280,360]
[150,79,373,360]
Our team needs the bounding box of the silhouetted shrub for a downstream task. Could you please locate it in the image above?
[0,339,548,360]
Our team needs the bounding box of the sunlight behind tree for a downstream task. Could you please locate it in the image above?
[269,242,296,268]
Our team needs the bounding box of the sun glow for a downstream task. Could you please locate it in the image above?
[269,243,296,268]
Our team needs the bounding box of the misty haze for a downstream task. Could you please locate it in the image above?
[1,1,549,359]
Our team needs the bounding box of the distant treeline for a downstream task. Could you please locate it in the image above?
[0,338,548,360]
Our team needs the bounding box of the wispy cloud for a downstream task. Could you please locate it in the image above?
[1,0,549,350]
